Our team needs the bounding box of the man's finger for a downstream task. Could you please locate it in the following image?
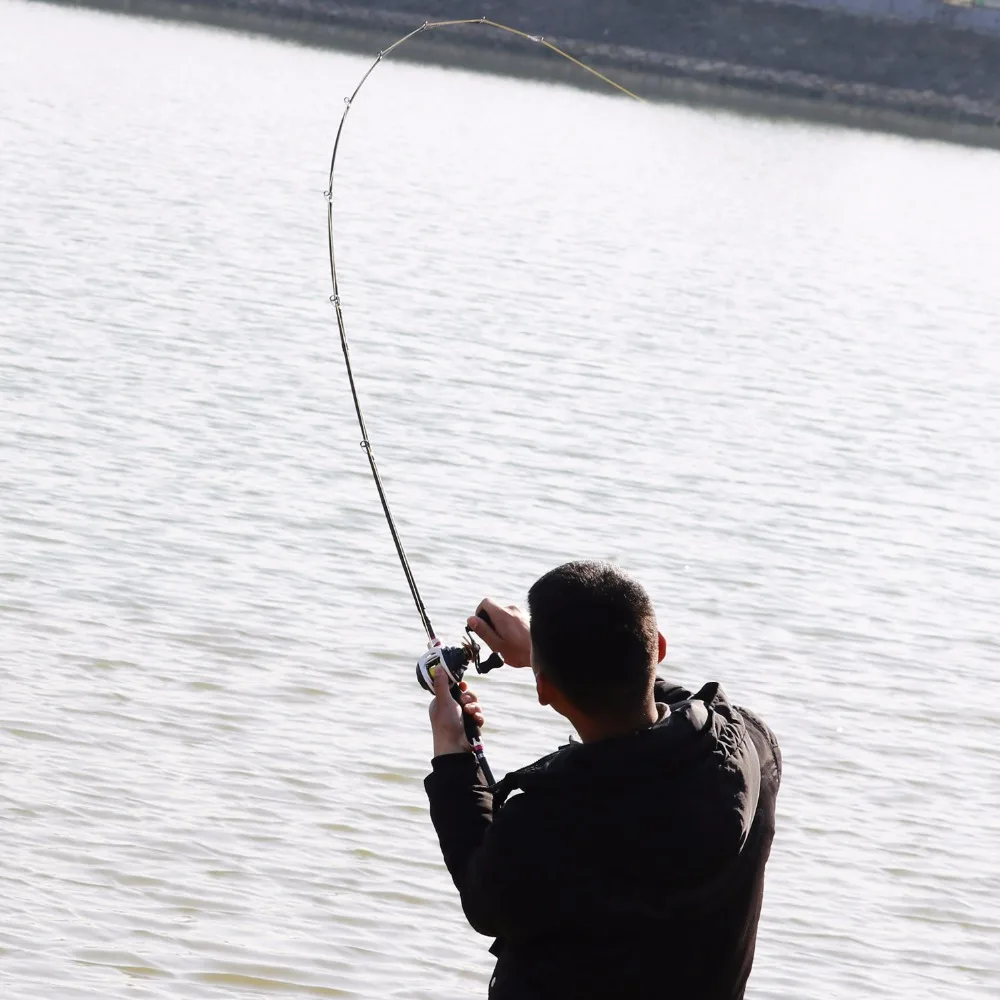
[432,663,453,700]
[477,597,505,628]
[467,610,502,648]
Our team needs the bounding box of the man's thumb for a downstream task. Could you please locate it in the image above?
[432,662,451,699]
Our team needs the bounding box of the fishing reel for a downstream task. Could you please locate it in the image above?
[415,628,502,785]
[415,615,503,785]
[416,626,504,693]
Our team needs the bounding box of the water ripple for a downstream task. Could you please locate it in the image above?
[2,2,999,999]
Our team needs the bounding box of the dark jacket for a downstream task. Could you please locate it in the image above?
[424,679,781,999]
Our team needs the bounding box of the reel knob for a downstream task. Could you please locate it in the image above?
[477,652,504,673]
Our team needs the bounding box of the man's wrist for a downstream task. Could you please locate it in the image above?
[433,737,472,758]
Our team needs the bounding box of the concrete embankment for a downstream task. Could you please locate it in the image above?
[42,0,1000,147]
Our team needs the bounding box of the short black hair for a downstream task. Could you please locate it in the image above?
[527,561,657,717]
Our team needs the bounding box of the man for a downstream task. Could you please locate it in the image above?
[425,561,781,1000]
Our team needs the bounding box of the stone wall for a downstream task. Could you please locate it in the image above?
[46,0,1000,138]
[758,0,1000,34]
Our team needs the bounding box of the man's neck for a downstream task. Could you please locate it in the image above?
[572,698,660,744]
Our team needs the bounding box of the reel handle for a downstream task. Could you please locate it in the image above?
[472,607,505,673]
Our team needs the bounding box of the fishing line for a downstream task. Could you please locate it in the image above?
[326,17,643,642]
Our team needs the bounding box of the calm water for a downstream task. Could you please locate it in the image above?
[2,2,999,997]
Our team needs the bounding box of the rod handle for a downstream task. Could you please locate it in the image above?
[450,682,495,786]
[462,705,483,746]
[450,684,482,743]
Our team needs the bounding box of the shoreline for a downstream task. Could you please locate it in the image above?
[38,0,1000,150]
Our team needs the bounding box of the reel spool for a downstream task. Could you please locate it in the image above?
[416,630,504,692]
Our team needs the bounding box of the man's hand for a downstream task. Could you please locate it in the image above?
[429,665,485,758]
[467,599,532,668]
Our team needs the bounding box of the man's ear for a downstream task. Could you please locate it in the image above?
[657,631,667,664]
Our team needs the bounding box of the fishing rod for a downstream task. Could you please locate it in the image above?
[326,18,643,783]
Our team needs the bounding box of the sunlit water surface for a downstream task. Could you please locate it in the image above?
[2,2,999,997]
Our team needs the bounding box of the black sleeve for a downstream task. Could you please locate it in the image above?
[654,676,694,705]
[424,752,494,897]
[425,754,544,939]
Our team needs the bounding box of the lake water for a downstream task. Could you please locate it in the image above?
[2,2,999,997]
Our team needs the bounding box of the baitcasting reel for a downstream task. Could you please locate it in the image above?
[415,614,503,786]
[416,627,504,693]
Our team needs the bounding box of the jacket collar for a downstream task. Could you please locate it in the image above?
[492,682,733,809]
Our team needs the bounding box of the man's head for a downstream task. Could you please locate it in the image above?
[527,561,664,726]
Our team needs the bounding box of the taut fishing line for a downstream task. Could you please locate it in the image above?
[326,17,643,782]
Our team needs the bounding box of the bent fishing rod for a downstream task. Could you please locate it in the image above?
[327,18,643,784]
